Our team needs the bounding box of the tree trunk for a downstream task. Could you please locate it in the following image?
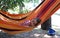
[19,5,23,14]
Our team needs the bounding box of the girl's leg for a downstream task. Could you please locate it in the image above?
[41,17,51,30]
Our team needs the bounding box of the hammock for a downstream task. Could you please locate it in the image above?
[0,0,60,35]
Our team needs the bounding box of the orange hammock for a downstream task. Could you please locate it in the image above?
[0,0,60,35]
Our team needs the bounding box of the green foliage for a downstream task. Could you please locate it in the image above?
[0,0,40,13]
[23,0,31,3]
[0,0,24,11]
[23,0,39,3]
[34,0,39,3]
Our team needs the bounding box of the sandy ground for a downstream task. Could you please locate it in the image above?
[0,27,60,38]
